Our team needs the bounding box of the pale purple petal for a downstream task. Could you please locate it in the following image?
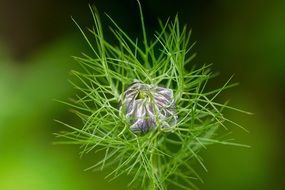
[120,80,177,134]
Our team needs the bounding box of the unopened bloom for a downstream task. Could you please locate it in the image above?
[120,80,177,134]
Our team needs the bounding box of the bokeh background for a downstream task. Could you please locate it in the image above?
[0,0,284,189]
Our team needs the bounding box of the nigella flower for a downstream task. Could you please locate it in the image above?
[58,5,246,189]
[120,80,178,134]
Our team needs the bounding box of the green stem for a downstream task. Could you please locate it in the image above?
[137,0,150,69]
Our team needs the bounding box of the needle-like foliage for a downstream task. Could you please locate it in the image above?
[56,2,250,190]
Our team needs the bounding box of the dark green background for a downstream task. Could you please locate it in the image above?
[0,0,284,189]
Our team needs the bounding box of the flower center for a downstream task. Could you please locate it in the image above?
[137,90,149,99]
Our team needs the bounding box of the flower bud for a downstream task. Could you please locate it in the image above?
[120,80,177,134]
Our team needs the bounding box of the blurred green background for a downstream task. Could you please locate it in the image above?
[0,0,284,189]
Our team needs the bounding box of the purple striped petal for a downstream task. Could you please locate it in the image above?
[120,80,178,134]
